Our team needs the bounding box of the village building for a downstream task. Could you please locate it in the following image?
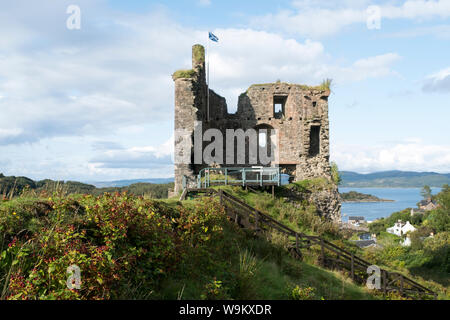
[418,198,438,211]
[348,216,365,227]
[387,220,417,237]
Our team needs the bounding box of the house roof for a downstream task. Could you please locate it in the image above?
[419,199,437,206]
[352,240,376,248]
[349,216,365,221]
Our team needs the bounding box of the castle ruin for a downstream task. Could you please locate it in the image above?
[172,44,340,220]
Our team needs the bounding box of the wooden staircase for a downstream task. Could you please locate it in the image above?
[182,188,437,300]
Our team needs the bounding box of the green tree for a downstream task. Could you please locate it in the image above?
[330,162,341,186]
[426,185,450,233]
[421,185,432,200]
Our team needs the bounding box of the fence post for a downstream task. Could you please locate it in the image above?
[382,270,387,295]
[320,239,325,265]
[225,168,228,185]
[351,254,355,281]
[400,275,404,296]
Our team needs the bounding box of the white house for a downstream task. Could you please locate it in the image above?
[387,220,417,237]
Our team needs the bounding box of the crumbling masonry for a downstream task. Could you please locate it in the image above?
[173,45,340,220]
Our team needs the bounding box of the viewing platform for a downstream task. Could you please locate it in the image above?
[195,167,285,189]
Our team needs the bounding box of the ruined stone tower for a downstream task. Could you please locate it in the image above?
[173,44,336,212]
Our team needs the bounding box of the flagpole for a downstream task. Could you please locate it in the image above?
[207,33,210,122]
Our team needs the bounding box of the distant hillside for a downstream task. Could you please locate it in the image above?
[340,171,450,188]
[90,178,174,188]
[0,174,174,199]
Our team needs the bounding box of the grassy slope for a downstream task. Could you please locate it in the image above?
[2,181,446,300]
[158,204,374,300]
[203,184,449,299]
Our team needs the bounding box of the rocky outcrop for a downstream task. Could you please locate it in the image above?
[281,178,341,222]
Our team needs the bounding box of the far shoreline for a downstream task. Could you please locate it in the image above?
[342,199,396,203]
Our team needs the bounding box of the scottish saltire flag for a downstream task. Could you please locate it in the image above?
[209,32,219,42]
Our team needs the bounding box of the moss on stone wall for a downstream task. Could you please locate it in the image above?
[172,69,197,80]
[247,79,332,92]
[289,177,335,193]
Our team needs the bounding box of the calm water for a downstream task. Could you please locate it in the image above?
[340,187,442,222]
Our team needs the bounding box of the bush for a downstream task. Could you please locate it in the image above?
[0,193,228,300]
[290,285,317,300]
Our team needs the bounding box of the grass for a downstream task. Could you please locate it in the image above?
[214,185,340,238]
[247,79,332,92]
[172,69,196,80]
[156,220,375,300]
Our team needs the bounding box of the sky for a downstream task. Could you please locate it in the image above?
[0,0,449,182]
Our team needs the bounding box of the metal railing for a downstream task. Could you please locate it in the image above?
[197,167,281,188]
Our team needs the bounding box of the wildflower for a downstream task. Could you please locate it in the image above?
[12,211,17,215]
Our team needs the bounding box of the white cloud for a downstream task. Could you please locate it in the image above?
[207,29,400,109]
[249,0,450,38]
[90,136,174,169]
[328,53,401,82]
[0,1,405,180]
[0,8,402,144]
[422,67,450,92]
[332,140,450,173]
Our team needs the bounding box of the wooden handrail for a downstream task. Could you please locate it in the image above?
[185,188,436,299]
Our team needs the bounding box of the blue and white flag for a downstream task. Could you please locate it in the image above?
[209,32,219,42]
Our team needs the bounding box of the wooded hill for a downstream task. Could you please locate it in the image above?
[0,173,173,199]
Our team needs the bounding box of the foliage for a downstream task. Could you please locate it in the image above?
[289,177,334,193]
[0,176,36,198]
[95,183,174,199]
[366,185,450,295]
[317,78,332,91]
[0,173,173,199]
[421,185,432,200]
[425,185,450,233]
[200,278,229,300]
[0,193,225,299]
[290,285,317,300]
[330,162,341,186]
[172,69,196,80]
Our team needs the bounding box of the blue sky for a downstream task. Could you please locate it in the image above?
[0,0,449,181]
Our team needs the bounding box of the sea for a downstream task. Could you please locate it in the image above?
[339,187,442,222]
